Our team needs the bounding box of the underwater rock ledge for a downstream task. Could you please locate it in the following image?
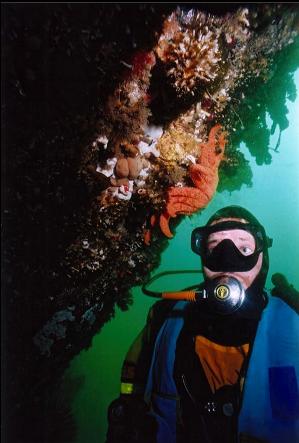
[2,3,299,442]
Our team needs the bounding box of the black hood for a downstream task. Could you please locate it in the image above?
[203,206,272,319]
[205,205,271,290]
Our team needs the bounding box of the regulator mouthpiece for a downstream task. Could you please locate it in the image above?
[202,276,245,315]
[142,271,246,316]
[161,276,245,316]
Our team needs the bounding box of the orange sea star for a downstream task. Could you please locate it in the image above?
[159,124,227,238]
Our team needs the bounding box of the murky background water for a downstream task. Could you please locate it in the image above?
[64,68,299,443]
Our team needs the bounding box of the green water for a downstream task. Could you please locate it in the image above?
[65,68,299,443]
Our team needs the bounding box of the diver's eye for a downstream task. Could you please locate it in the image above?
[240,246,254,256]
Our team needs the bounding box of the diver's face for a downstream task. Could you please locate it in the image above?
[203,218,263,290]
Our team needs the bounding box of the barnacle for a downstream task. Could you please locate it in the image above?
[156,9,223,94]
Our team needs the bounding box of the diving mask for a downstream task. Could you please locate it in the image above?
[191,221,272,272]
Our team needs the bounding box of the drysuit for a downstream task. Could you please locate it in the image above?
[106,206,299,443]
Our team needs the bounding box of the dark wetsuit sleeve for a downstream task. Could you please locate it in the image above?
[121,300,175,395]
[271,273,299,314]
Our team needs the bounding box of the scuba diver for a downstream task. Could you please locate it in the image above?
[106,206,299,443]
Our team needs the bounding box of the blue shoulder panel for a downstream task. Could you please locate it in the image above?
[144,301,187,443]
[239,295,299,443]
